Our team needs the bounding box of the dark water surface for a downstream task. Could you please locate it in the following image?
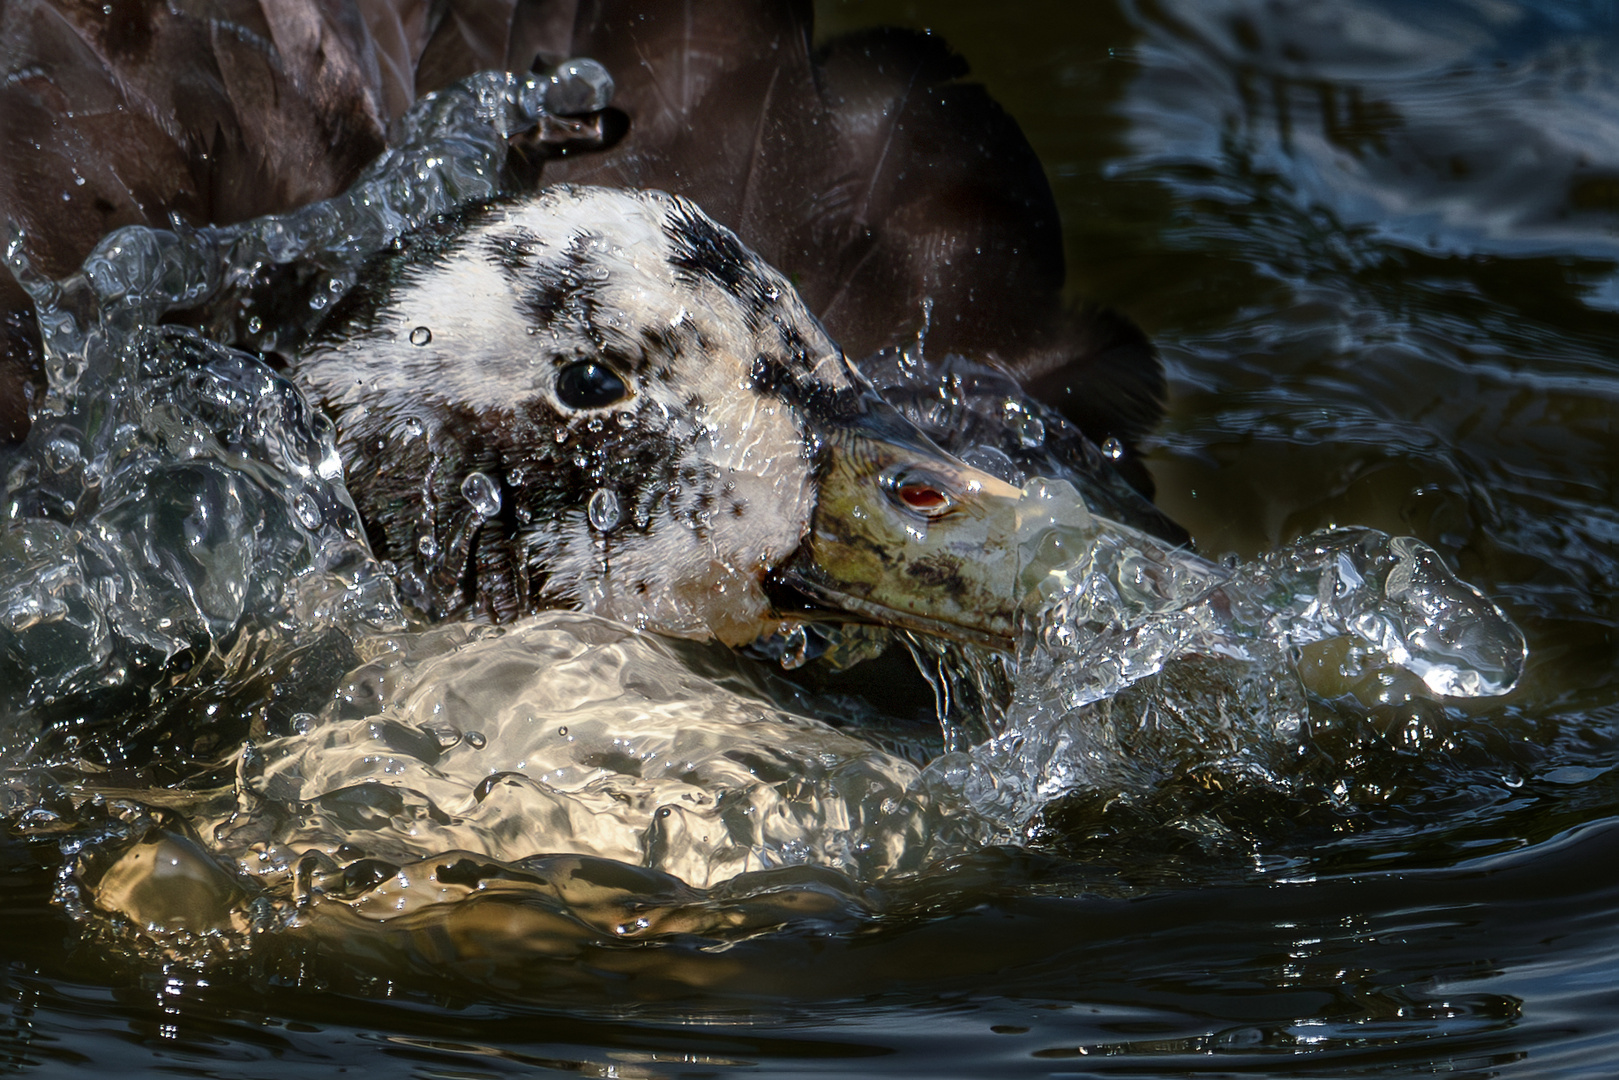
[4,0,1618,1076]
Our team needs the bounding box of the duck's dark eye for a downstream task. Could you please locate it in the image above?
[555,361,630,409]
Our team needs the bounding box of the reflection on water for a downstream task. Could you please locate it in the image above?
[2,0,1618,1076]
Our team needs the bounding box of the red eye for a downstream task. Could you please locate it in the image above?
[898,482,948,509]
[896,480,951,513]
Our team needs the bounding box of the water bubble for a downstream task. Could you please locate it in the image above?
[43,437,83,473]
[396,568,428,598]
[544,57,615,115]
[292,493,323,530]
[1001,399,1045,448]
[400,416,424,439]
[464,731,487,750]
[422,722,463,750]
[416,533,439,560]
[460,471,501,519]
[779,624,811,670]
[587,487,622,531]
[409,326,433,347]
[1101,437,1125,460]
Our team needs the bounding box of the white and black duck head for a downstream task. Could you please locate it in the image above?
[295,184,1026,649]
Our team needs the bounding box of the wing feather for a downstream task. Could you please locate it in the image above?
[0,0,1166,469]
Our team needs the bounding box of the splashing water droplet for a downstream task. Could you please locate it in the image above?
[292,493,323,530]
[401,416,424,440]
[999,400,1045,448]
[1101,437,1125,460]
[931,477,1531,836]
[409,326,432,347]
[422,722,463,750]
[43,437,83,473]
[779,624,811,670]
[587,487,621,531]
[460,472,501,519]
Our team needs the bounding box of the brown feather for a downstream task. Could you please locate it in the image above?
[543,8,1168,465]
[0,0,1167,478]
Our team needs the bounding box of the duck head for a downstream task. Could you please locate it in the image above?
[295,185,1024,649]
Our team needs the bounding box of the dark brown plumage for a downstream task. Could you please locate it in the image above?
[0,0,1168,483]
[546,6,1169,481]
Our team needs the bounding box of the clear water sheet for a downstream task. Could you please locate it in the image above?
[214,615,938,893]
[0,69,1525,945]
[925,479,1525,839]
[0,68,561,755]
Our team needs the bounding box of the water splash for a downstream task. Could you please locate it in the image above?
[923,478,1527,838]
[0,333,396,760]
[202,614,941,897]
[0,61,1531,951]
[0,67,596,760]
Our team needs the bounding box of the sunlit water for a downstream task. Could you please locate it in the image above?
[1,1,1615,1077]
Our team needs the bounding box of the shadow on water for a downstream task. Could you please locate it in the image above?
[2,0,1617,1076]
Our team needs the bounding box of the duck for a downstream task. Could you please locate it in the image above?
[293,182,1030,648]
[0,0,1183,658]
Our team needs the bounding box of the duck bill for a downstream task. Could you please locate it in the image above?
[771,410,1024,650]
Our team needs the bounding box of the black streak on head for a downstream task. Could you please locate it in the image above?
[663,202,778,332]
[906,552,969,598]
[750,354,869,428]
[483,227,541,279]
[307,199,510,349]
[524,234,603,346]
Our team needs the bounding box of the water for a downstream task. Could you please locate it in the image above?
[1,1,1617,1077]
